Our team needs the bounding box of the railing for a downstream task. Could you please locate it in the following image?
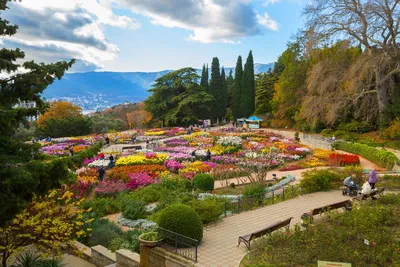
[157,227,199,262]
[223,185,303,218]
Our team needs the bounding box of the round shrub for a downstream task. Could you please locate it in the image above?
[188,198,223,224]
[158,204,203,242]
[192,174,214,192]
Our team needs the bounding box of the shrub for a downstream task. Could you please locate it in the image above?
[243,183,265,197]
[84,219,122,247]
[82,198,120,218]
[337,120,373,133]
[382,119,400,140]
[320,128,333,137]
[109,229,141,253]
[157,204,203,242]
[192,174,214,192]
[121,198,146,221]
[335,141,398,170]
[131,184,162,203]
[300,169,342,193]
[187,198,223,224]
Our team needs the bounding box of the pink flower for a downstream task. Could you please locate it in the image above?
[126,172,157,190]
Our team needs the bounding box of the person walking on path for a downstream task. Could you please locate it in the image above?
[105,136,110,146]
[69,147,74,156]
[205,149,211,161]
[97,167,105,182]
[109,154,115,169]
[368,169,377,189]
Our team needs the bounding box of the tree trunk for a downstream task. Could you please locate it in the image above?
[375,67,390,127]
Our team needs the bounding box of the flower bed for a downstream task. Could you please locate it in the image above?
[108,165,167,181]
[116,153,169,166]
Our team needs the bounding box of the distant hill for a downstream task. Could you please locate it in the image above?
[43,63,274,110]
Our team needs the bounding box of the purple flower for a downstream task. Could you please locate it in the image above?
[164,160,184,173]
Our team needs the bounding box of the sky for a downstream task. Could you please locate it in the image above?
[0,0,308,73]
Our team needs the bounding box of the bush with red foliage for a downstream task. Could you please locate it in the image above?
[329,153,360,166]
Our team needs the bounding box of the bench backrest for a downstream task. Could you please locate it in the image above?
[312,200,350,216]
[250,217,293,240]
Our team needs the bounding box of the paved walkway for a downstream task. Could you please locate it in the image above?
[196,190,351,267]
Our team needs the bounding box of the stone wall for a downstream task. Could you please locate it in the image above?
[263,128,332,150]
[146,247,199,267]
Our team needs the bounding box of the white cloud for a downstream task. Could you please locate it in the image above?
[264,0,280,6]
[116,0,278,43]
[1,0,139,71]
[256,12,279,31]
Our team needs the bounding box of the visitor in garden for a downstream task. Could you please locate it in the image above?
[69,147,74,156]
[109,154,114,168]
[206,149,211,161]
[105,136,110,146]
[97,167,105,182]
[368,169,377,189]
[332,135,336,142]
[131,135,136,143]
[191,150,196,157]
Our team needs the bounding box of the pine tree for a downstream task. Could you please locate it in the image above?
[205,64,209,91]
[209,57,222,121]
[255,70,275,114]
[221,67,227,120]
[0,0,74,225]
[240,51,255,117]
[200,64,208,90]
[226,69,234,109]
[232,56,243,119]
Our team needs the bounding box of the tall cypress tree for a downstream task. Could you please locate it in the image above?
[221,67,228,120]
[205,64,209,92]
[209,57,222,121]
[226,69,234,110]
[200,64,208,90]
[240,51,255,117]
[232,56,243,119]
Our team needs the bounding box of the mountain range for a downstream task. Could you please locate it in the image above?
[43,63,274,111]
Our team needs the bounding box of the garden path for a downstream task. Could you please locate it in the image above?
[214,151,379,189]
[196,190,351,267]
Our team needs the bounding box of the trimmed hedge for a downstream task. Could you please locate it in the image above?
[157,204,203,242]
[335,141,398,170]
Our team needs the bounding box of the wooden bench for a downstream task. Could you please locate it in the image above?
[310,200,352,222]
[237,217,293,249]
[121,145,142,151]
[354,187,385,201]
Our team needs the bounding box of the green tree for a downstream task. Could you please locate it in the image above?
[221,67,228,120]
[226,69,234,109]
[272,42,309,125]
[240,51,256,117]
[91,115,126,133]
[145,68,214,126]
[37,117,92,138]
[232,56,243,119]
[255,70,275,115]
[0,0,74,225]
[209,57,223,121]
[200,64,208,90]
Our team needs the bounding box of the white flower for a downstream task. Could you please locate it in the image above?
[217,136,242,147]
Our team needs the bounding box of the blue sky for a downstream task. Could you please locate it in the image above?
[1,0,308,72]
